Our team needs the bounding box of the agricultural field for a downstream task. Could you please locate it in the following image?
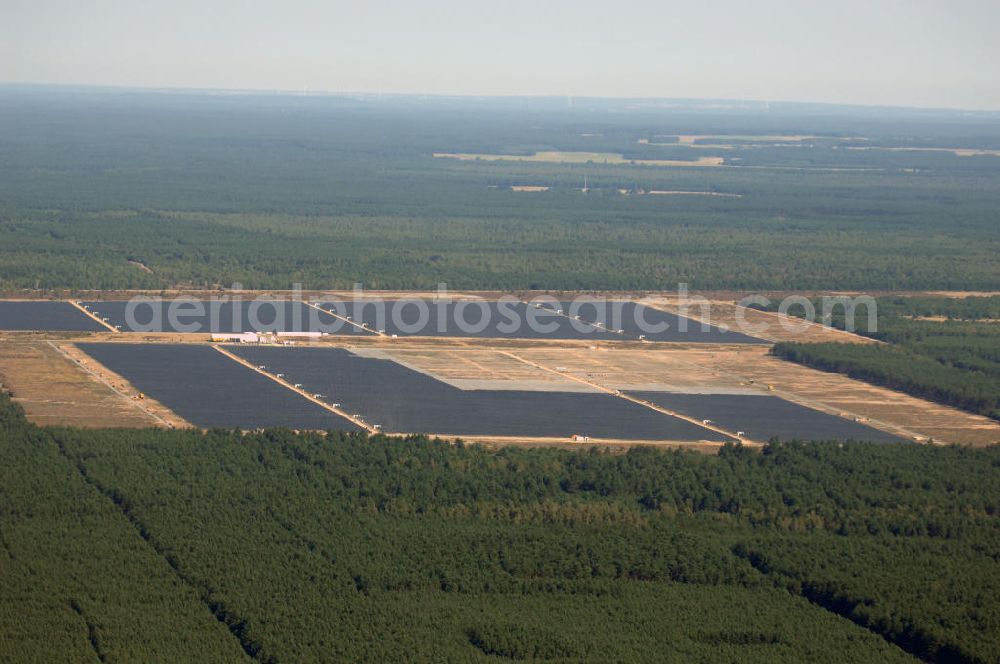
[433,151,726,167]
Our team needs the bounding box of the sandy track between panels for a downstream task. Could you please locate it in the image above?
[67,300,120,332]
[58,342,189,428]
[452,435,736,453]
[0,338,171,428]
[213,345,376,433]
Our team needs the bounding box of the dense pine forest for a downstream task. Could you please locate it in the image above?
[1,87,998,292]
[771,296,1000,421]
[1,390,998,662]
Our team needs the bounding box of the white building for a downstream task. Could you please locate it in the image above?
[210,332,262,343]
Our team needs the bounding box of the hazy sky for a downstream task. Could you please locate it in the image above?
[3,0,998,109]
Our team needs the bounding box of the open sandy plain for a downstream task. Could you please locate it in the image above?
[1,292,996,448]
[368,343,996,445]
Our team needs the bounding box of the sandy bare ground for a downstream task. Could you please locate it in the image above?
[433,151,725,167]
[689,347,998,446]
[509,346,756,394]
[57,342,189,428]
[128,259,154,273]
[673,134,819,145]
[646,190,743,197]
[4,290,994,303]
[845,146,1000,157]
[905,315,1000,322]
[642,297,878,344]
[925,291,1000,298]
[0,290,491,302]
[0,337,166,428]
[403,343,997,446]
[640,134,828,150]
[435,149,879,173]
[452,435,736,453]
[2,300,995,445]
[350,346,595,392]
[369,344,747,394]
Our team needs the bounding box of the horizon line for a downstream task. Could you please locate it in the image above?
[2,80,999,116]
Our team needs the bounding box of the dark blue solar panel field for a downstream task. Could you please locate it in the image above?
[229,346,726,441]
[79,300,366,334]
[630,392,905,443]
[0,301,106,332]
[12,295,930,445]
[9,298,768,344]
[538,300,768,344]
[315,300,624,340]
[75,343,360,430]
[79,299,624,339]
